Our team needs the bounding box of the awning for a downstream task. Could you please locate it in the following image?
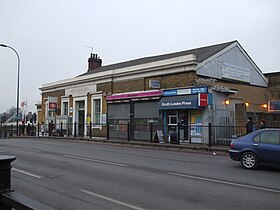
[159,95,199,110]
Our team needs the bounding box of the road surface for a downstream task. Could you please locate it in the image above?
[0,138,279,210]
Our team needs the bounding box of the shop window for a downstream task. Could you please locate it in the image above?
[168,115,178,125]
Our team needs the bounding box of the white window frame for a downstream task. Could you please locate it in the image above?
[61,98,69,116]
[168,115,178,126]
[92,94,102,129]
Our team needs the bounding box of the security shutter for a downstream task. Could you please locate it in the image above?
[134,102,159,118]
[108,103,130,120]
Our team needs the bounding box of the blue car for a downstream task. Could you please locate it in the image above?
[229,128,280,169]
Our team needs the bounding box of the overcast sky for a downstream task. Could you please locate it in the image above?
[1,0,279,113]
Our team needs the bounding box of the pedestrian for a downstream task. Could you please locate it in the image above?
[20,122,25,136]
[49,120,54,136]
[41,122,46,136]
[260,119,267,129]
[26,123,31,136]
[246,117,255,134]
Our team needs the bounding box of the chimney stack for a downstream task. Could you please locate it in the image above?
[88,53,102,72]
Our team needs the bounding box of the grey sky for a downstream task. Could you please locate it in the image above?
[1,0,279,113]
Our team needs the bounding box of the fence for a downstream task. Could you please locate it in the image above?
[0,122,263,146]
[107,122,249,145]
[108,122,164,143]
[0,125,17,138]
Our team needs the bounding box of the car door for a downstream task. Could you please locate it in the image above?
[253,130,280,165]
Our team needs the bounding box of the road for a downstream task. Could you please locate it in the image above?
[0,138,279,210]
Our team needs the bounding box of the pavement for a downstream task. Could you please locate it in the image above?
[9,135,230,154]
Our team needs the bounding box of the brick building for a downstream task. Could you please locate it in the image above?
[39,40,273,143]
[263,72,280,125]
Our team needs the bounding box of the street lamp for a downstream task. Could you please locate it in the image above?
[0,44,20,136]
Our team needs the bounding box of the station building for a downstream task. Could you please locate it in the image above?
[39,40,275,143]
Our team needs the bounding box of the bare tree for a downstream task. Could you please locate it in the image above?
[1,106,17,119]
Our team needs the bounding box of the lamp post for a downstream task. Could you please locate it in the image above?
[0,44,20,136]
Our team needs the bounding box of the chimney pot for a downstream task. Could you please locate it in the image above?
[88,53,102,72]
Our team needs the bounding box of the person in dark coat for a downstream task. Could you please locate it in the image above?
[49,120,54,136]
[20,122,25,136]
[246,117,255,134]
[26,123,31,136]
[260,119,267,129]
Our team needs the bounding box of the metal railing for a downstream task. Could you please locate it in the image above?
[107,123,249,145]
[2,122,277,145]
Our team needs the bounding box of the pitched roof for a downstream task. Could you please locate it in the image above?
[79,40,236,77]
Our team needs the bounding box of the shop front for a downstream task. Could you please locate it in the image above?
[159,87,209,144]
[107,90,163,140]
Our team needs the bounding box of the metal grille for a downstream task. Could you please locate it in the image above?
[212,104,235,144]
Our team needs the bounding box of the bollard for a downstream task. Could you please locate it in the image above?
[0,156,16,193]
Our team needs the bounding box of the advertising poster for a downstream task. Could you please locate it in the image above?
[190,110,202,143]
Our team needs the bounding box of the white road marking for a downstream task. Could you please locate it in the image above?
[81,189,146,210]
[22,148,42,153]
[62,154,127,167]
[169,172,280,194]
[7,146,42,153]
[0,150,6,153]
[12,168,42,179]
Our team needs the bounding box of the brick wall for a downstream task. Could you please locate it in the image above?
[218,81,268,113]
[113,79,145,93]
[266,74,280,100]
[97,71,199,96]
[159,72,198,89]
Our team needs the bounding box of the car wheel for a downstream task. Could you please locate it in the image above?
[241,152,258,169]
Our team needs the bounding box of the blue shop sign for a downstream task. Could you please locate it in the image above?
[159,95,199,110]
[191,87,208,94]
[163,89,178,96]
[163,87,208,96]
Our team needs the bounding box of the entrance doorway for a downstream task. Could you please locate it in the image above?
[76,101,85,136]
[178,111,189,143]
[78,110,85,136]
[165,110,190,143]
